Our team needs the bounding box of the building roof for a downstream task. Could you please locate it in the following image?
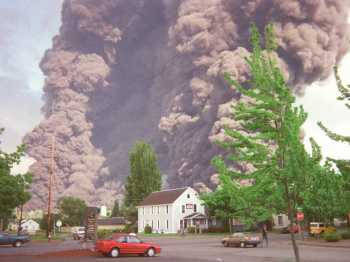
[138,187,188,206]
[97,217,126,226]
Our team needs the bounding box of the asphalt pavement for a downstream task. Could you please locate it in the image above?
[1,234,349,262]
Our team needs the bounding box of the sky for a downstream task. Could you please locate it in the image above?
[0,1,349,174]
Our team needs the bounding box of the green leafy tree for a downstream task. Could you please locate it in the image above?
[40,213,61,231]
[303,162,345,224]
[124,141,162,207]
[318,67,350,224]
[58,196,87,226]
[111,200,120,217]
[209,24,314,262]
[201,182,238,233]
[0,128,32,230]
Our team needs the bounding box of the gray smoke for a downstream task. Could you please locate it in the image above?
[24,0,349,208]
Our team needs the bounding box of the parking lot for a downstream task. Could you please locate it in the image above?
[1,234,350,262]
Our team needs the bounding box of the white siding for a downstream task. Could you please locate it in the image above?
[137,187,205,234]
[138,204,174,233]
[172,187,205,231]
[273,214,290,228]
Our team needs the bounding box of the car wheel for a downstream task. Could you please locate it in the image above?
[14,241,22,248]
[147,248,156,257]
[240,242,245,248]
[253,244,257,248]
[223,241,229,247]
[110,248,120,258]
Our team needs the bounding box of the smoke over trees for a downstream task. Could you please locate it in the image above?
[24,0,350,208]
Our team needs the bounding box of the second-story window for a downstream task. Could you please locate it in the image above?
[166,205,169,214]
[194,204,197,212]
[182,205,185,213]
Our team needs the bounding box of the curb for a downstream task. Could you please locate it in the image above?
[297,241,350,249]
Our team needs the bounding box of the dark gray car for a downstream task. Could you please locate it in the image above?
[0,232,30,247]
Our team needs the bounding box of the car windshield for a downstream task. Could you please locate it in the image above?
[232,233,245,237]
[310,223,318,227]
[127,236,141,243]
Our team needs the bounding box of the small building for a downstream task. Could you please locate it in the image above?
[97,217,126,231]
[20,219,40,234]
[273,214,290,229]
[137,187,206,234]
[8,219,40,234]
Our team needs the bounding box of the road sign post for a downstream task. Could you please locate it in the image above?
[296,212,304,241]
[56,220,62,232]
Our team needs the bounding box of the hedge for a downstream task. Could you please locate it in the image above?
[323,232,341,242]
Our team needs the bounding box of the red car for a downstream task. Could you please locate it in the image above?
[95,233,161,258]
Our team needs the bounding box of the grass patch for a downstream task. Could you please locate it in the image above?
[30,231,66,241]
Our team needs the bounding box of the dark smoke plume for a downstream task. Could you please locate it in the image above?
[24,0,349,208]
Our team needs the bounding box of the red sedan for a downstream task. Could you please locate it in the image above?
[95,233,161,258]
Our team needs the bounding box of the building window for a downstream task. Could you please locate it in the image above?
[167,220,169,229]
[278,215,283,226]
[194,204,197,212]
[182,205,185,213]
[166,205,169,214]
[158,220,160,229]
[187,194,190,199]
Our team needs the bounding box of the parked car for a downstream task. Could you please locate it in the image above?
[221,232,260,248]
[95,233,161,257]
[0,232,30,247]
[281,224,300,234]
[309,222,336,235]
[72,227,85,240]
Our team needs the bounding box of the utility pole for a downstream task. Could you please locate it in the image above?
[47,102,56,241]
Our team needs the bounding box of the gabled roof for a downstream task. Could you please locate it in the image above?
[138,187,188,206]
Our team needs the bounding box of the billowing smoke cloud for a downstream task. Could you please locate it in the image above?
[24,0,349,208]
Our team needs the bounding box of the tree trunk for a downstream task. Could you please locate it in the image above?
[290,228,301,262]
[229,218,232,234]
[17,205,23,235]
[284,183,301,262]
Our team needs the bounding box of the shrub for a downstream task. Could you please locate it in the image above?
[187,226,196,233]
[202,227,228,233]
[97,229,114,239]
[323,232,341,242]
[340,231,350,239]
[144,225,152,234]
[124,224,137,233]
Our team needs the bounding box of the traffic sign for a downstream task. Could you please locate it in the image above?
[56,220,62,227]
[296,212,304,221]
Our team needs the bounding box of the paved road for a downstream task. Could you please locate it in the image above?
[1,234,349,262]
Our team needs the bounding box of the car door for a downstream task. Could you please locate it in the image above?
[125,236,145,254]
[116,236,129,254]
[0,233,10,245]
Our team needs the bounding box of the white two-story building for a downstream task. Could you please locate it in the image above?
[137,187,206,234]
